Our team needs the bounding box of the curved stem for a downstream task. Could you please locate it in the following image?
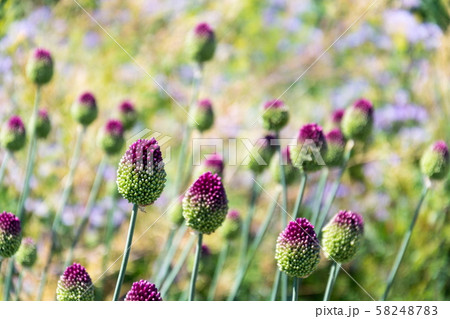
[113,203,139,301]
[292,171,307,219]
[65,157,106,268]
[0,151,11,186]
[382,183,430,301]
[311,168,329,225]
[4,86,41,301]
[228,190,280,301]
[292,277,299,301]
[188,233,203,301]
[207,241,229,300]
[160,235,196,297]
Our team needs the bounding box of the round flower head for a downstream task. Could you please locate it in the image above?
[290,123,327,172]
[270,146,299,185]
[16,237,37,268]
[56,263,94,301]
[220,210,241,241]
[35,109,51,139]
[190,99,214,132]
[125,280,162,301]
[182,172,228,234]
[26,48,53,85]
[168,198,184,227]
[197,153,224,177]
[118,100,138,131]
[186,22,216,63]
[117,138,167,206]
[331,109,345,127]
[341,98,374,141]
[324,129,346,167]
[262,99,289,131]
[275,218,320,278]
[0,212,22,258]
[248,134,277,174]
[420,140,449,180]
[322,210,364,263]
[98,119,125,155]
[71,92,98,126]
[0,116,26,152]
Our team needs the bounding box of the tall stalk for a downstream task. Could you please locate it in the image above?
[0,151,11,186]
[381,182,430,301]
[323,262,341,301]
[311,169,329,225]
[112,203,139,301]
[3,86,41,301]
[64,157,107,268]
[292,277,299,301]
[188,233,203,301]
[37,125,85,301]
[207,241,230,300]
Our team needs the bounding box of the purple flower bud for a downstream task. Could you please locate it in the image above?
[1,115,26,152]
[183,172,228,234]
[186,22,216,63]
[201,244,211,257]
[71,92,98,126]
[290,123,327,172]
[0,211,22,258]
[125,280,162,301]
[331,109,345,126]
[324,129,346,167]
[220,210,241,240]
[248,134,277,174]
[16,237,37,268]
[56,263,94,301]
[201,153,224,176]
[275,218,320,278]
[322,210,364,263]
[420,140,449,180]
[36,109,51,139]
[26,48,53,85]
[190,99,214,132]
[117,138,167,206]
[98,119,125,155]
[342,98,374,141]
[262,99,289,131]
[118,100,138,130]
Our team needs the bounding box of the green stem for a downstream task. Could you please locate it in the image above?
[270,269,281,301]
[37,126,85,301]
[324,262,339,301]
[4,86,41,301]
[160,235,196,297]
[64,157,107,268]
[100,195,118,298]
[0,151,11,186]
[382,183,430,301]
[112,203,139,301]
[292,171,307,219]
[311,168,329,225]
[207,241,229,300]
[154,224,188,287]
[153,227,176,276]
[292,277,299,301]
[228,190,280,301]
[188,233,203,301]
[15,271,24,301]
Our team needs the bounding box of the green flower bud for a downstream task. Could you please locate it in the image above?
[190,99,214,132]
[71,92,98,126]
[98,119,125,155]
[186,23,216,63]
[341,99,374,141]
[270,147,299,185]
[220,210,241,241]
[262,100,289,131]
[248,134,277,174]
[290,123,327,172]
[36,109,51,139]
[16,237,37,268]
[26,48,53,86]
[324,129,346,167]
[420,141,449,180]
[1,116,26,152]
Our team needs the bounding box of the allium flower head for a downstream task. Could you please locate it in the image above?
[56,263,94,301]
[275,218,320,278]
[342,98,374,141]
[190,99,214,132]
[0,115,26,152]
[262,99,289,131]
[118,100,138,130]
[182,172,228,234]
[117,138,167,206]
[248,134,277,174]
[98,119,125,155]
[186,22,216,63]
[26,48,53,85]
[16,237,37,268]
[322,210,364,263]
[198,153,224,177]
[36,109,51,139]
[420,140,449,180]
[168,198,184,227]
[125,280,162,301]
[324,129,346,167]
[0,212,22,258]
[331,109,345,126]
[71,92,98,126]
[290,123,327,172]
[220,210,241,240]
[270,147,299,185]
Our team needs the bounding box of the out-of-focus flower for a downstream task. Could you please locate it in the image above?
[36,109,51,139]
[290,123,327,172]
[186,22,216,63]
[98,119,125,155]
[248,134,277,174]
[118,100,138,131]
[0,211,22,258]
[261,99,289,132]
[342,98,374,141]
[270,146,299,185]
[420,141,449,180]
[26,48,53,86]
[190,99,214,132]
[220,210,241,240]
[324,129,346,167]
[1,115,26,152]
[16,237,37,268]
[71,92,98,127]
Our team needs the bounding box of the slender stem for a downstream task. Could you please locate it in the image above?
[323,262,338,301]
[37,126,85,301]
[0,151,11,186]
[4,86,41,301]
[207,241,229,300]
[292,277,299,301]
[188,233,203,301]
[311,168,329,225]
[160,235,196,297]
[15,271,24,301]
[238,177,258,268]
[270,269,281,301]
[113,203,139,301]
[228,190,280,301]
[292,171,307,219]
[153,227,176,276]
[154,224,188,287]
[382,183,430,301]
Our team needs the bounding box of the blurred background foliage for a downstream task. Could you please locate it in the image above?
[0,0,449,300]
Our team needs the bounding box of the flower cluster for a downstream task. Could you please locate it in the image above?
[71,92,98,126]
[26,48,53,85]
[98,119,125,155]
[125,280,162,301]
[290,123,327,172]
[56,263,94,301]
[0,116,26,152]
[262,99,289,131]
[186,22,216,63]
[118,100,138,131]
[0,211,22,258]
[341,98,374,141]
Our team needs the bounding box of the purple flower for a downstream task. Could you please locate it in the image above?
[125,280,162,301]
[0,212,22,258]
[331,109,345,126]
[72,92,98,126]
[26,48,53,85]
[186,22,216,63]
[248,134,277,174]
[56,263,94,301]
[420,140,449,180]
[1,115,26,152]
[194,22,214,37]
[202,153,224,176]
[290,123,327,171]
[118,100,138,130]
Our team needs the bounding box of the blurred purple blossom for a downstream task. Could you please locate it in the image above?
[84,31,102,49]
[331,80,370,109]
